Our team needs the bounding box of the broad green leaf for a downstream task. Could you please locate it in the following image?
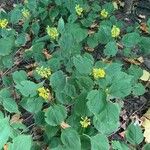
[73,55,93,75]
[97,25,112,44]
[16,80,40,97]
[2,55,13,68]
[8,135,32,150]
[74,92,91,116]
[0,118,11,149]
[109,72,133,98]
[127,65,143,82]
[44,125,59,140]
[80,135,91,150]
[125,123,144,145]
[139,37,150,54]
[132,83,145,96]
[91,134,109,150]
[12,70,27,84]
[87,34,99,48]
[0,37,15,56]
[76,76,94,92]
[144,144,150,150]
[31,22,40,35]
[122,32,140,47]
[64,83,76,98]
[45,104,67,126]
[10,7,22,24]
[87,90,107,115]
[15,33,27,46]
[3,98,19,113]
[20,97,43,113]
[112,141,129,150]
[0,88,11,99]
[104,41,118,57]
[58,17,65,33]
[26,0,37,11]
[93,102,120,135]
[50,71,66,91]
[61,128,81,150]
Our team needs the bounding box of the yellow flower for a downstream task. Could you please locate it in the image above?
[22,9,30,19]
[75,4,83,16]
[36,66,51,78]
[80,117,91,128]
[47,26,59,40]
[37,87,50,100]
[0,19,8,29]
[111,25,120,38]
[92,68,106,79]
[100,9,108,18]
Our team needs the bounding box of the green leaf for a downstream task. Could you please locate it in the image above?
[8,135,32,150]
[73,54,94,75]
[3,98,19,113]
[97,25,112,44]
[139,37,150,54]
[143,144,150,150]
[10,7,22,24]
[125,123,144,145]
[2,55,13,68]
[122,32,140,47]
[0,118,11,149]
[87,90,107,115]
[74,92,91,116]
[87,34,99,48]
[127,65,143,82]
[20,97,43,113]
[12,70,27,84]
[50,71,66,91]
[91,134,109,150]
[15,80,40,97]
[93,102,120,135]
[31,22,40,35]
[104,41,118,57]
[0,88,11,99]
[112,141,129,150]
[45,104,67,126]
[109,72,133,98]
[61,128,81,150]
[15,33,27,46]
[0,37,15,56]
[58,17,65,33]
[132,83,145,96]
[76,76,94,92]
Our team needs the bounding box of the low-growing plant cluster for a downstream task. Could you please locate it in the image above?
[0,0,150,149]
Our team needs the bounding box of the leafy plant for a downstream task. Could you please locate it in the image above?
[0,0,149,149]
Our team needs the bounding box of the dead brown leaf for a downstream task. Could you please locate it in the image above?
[60,121,71,129]
[10,114,23,124]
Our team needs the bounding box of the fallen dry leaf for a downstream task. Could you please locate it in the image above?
[144,128,150,143]
[10,114,23,124]
[43,49,52,60]
[4,144,8,150]
[124,58,141,65]
[137,56,144,63]
[141,108,150,143]
[140,70,150,82]
[60,121,71,129]
[140,23,149,33]
[84,46,94,52]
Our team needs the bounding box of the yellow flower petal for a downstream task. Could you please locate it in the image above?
[111,25,120,38]
[75,4,83,16]
[100,9,108,18]
[92,68,106,79]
